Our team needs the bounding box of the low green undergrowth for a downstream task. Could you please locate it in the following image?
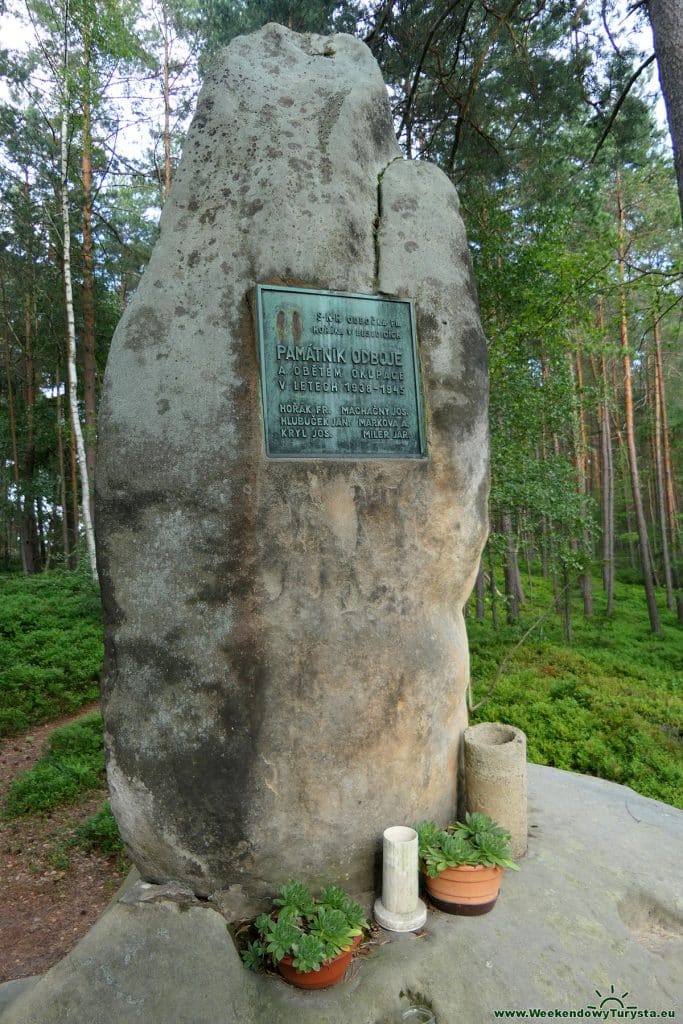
[45,802,126,873]
[74,801,125,858]
[0,570,103,737]
[468,575,683,808]
[1,569,680,821]
[3,713,105,816]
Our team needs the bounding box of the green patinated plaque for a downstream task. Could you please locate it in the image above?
[256,284,427,459]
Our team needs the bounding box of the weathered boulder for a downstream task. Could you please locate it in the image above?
[96,23,488,906]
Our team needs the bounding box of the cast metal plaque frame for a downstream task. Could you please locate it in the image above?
[255,284,427,460]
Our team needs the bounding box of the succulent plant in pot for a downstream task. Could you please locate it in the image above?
[240,881,368,989]
[416,812,519,916]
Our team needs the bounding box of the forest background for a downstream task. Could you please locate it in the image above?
[0,1,681,649]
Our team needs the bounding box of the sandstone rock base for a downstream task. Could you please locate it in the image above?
[4,766,681,1024]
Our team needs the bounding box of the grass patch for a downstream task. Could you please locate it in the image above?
[468,575,683,808]
[0,570,103,736]
[73,801,125,858]
[3,713,105,816]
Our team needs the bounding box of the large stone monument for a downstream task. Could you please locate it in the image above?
[95,23,488,909]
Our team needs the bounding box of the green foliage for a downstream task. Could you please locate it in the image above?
[73,801,124,857]
[416,813,519,877]
[0,572,103,736]
[240,940,266,972]
[3,712,105,816]
[259,917,301,962]
[469,575,683,808]
[308,907,358,957]
[241,881,368,974]
[289,933,326,973]
[272,880,316,918]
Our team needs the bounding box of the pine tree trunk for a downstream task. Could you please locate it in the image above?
[648,0,683,219]
[616,168,660,633]
[653,317,682,620]
[570,350,593,616]
[594,350,616,617]
[654,318,682,547]
[610,378,638,571]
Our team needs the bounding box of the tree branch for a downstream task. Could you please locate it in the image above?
[589,53,656,164]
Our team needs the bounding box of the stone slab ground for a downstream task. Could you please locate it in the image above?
[1,763,681,1024]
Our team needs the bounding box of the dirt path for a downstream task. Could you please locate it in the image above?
[0,705,128,982]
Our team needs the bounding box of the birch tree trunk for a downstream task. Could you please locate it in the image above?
[55,364,70,563]
[80,23,97,525]
[61,103,98,581]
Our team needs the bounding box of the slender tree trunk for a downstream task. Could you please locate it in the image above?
[616,169,660,633]
[56,363,70,563]
[21,182,41,574]
[652,346,673,608]
[653,317,683,620]
[487,544,500,630]
[1,278,25,570]
[81,25,98,526]
[570,350,593,616]
[69,423,80,568]
[561,565,572,643]
[403,75,413,158]
[61,97,98,581]
[593,348,615,616]
[35,497,47,567]
[653,317,681,553]
[521,526,534,595]
[541,350,561,457]
[162,2,173,200]
[475,558,486,620]
[612,414,637,568]
[540,515,550,578]
[501,512,523,623]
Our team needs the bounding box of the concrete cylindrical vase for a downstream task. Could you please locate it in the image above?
[463,722,528,859]
[374,826,427,932]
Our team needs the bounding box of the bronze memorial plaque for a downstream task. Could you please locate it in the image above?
[256,284,427,459]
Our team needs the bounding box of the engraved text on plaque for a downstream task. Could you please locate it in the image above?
[256,284,427,459]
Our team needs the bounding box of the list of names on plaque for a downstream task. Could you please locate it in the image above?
[256,284,427,459]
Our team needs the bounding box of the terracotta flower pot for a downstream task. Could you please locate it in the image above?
[423,864,503,916]
[277,947,354,990]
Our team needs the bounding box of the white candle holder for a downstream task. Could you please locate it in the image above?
[374,825,427,932]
